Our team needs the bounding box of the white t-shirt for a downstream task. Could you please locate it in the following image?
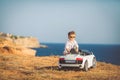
[64,40,79,54]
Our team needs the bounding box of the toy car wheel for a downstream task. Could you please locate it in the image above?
[83,61,88,71]
[58,67,62,71]
[92,57,96,68]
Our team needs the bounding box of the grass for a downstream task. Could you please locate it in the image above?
[0,53,120,80]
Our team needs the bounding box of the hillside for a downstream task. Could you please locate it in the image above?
[0,53,120,80]
[0,32,120,80]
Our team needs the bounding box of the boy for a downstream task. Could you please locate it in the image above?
[63,31,79,55]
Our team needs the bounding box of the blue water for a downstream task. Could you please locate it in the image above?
[33,43,120,65]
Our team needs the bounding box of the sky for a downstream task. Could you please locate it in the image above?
[0,0,120,44]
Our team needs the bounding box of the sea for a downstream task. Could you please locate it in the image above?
[33,43,120,65]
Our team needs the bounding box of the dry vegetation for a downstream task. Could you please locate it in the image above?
[0,53,120,80]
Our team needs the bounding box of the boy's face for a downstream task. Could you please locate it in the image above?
[68,34,76,41]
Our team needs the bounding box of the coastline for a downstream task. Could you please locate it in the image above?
[40,44,48,48]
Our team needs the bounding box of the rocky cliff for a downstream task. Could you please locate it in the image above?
[0,32,42,56]
[0,32,40,48]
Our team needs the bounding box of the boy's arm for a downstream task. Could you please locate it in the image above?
[63,48,70,55]
[65,41,71,53]
[66,48,70,53]
[76,47,79,52]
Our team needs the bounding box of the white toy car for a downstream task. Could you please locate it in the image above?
[58,49,96,71]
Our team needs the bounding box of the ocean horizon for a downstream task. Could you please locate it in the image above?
[33,43,120,65]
